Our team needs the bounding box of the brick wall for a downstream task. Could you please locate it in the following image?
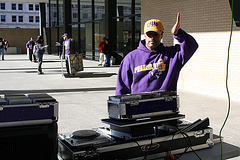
[0,28,39,54]
[142,0,240,101]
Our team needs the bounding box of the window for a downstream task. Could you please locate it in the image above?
[35,4,39,11]
[1,15,6,22]
[29,4,33,11]
[53,12,57,18]
[95,4,105,20]
[18,4,23,10]
[72,5,77,8]
[73,13,78,19]
[52,22,56,26]
[12,15,17,22]
[12,3,16,10]
[29,16,34,22]
[115,0,141,55]
[19,16,23,22]
[36,16,39,22]
[0,3,5,10]
[83,13,88,18]
[82,5,90,8]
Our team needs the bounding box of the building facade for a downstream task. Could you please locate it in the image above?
[141,0,240,101]
[0,1,43,28]
[48,0,141,60]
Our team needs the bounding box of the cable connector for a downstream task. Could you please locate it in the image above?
[167,153,175,160]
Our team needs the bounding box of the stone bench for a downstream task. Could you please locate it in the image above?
[6,47,22,54]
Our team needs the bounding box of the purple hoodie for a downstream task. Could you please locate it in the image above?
[115,29,198,95]
[26,40,35,50]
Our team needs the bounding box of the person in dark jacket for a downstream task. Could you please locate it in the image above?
[0,37,5,60]
[3,39,9,52]
[33,36,48,75]
[102,39,111,67]
[115,13,198,95]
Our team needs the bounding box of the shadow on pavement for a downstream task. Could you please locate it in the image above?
[0,87,116,94]
[64,72,117,78]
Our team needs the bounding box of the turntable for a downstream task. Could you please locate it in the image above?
[59,128,115,147]
[58,128,116,159]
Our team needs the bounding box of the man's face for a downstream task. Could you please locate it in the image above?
[144,31,162,51]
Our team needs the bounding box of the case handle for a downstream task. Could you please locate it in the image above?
[39,104,50,108]
[164,96,173,102]
[130,101,139,106]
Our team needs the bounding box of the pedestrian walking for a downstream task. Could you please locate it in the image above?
[98,37,106,66]
[33,36,48,75]
[26,37,37,62]
[0,37,5,60]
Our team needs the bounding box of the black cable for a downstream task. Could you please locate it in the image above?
[166,130,202,160]
[134,129,203,160]
[181,132,202,160]
[172,132,190,160]
[167,132,176,156]
[134,140,146,160]
[134,138,153,160]
[143,138,153,160]
[167,129,191,160]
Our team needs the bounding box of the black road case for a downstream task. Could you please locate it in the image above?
[108,91,179,120]
[0,122,58,160]
[58,127,213,160]
[0,93,58,127]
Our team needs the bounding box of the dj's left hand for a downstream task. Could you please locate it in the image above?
[171,12,180,35]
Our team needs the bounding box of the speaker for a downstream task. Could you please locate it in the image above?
[229,0,240,27]
[0,122,58,160]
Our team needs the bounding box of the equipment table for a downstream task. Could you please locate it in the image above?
[156,142,240,160]
[57,141,240,160]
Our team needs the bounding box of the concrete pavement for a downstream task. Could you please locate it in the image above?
[0,54,239,158]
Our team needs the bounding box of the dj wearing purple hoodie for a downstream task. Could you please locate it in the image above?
[115,13,198,95]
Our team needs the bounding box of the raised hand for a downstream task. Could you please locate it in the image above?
[171,12,180,35]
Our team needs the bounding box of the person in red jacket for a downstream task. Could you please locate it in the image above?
[98,37,106,66]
